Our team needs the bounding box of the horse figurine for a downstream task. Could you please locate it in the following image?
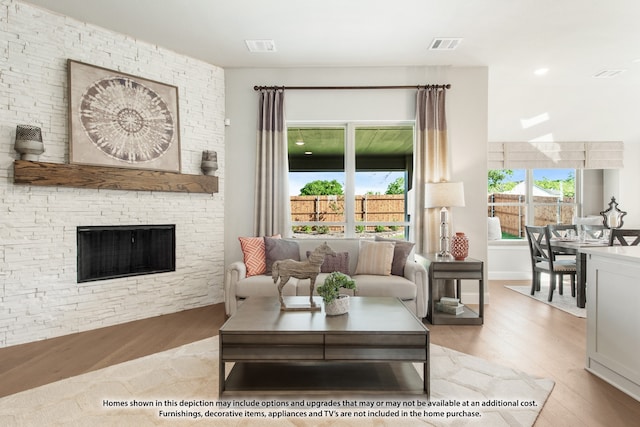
[272,242,336,311]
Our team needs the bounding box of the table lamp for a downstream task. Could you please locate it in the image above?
[425,181,465,257]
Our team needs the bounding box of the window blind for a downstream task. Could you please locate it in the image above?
[488,141,623,169]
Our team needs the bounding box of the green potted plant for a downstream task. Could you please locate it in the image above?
[316,271,357,315]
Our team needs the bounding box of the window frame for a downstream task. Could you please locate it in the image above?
[488,168,582,240]
[288,120,414,238]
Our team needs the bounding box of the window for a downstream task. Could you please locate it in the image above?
[488,168,579,240]
[288,123,413,239]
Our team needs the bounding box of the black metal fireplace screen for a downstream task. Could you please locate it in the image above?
[77,224,176,283]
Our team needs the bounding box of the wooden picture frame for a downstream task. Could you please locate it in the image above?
[68,60,181,173]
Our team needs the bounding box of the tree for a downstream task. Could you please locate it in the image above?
[299,179,344,195]
[385,177,405,195]
[488,169,517,193]
[535,172,575,198]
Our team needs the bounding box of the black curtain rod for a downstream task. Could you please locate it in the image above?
[253,84,451,91]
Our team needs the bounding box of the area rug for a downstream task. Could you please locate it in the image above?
[505,285,586,318]
[0,337,554,427]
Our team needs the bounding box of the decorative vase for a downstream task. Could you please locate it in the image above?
[14,125,44,161]
[201,150,218,176]
[324,295,350,316]
[451,232,469,260]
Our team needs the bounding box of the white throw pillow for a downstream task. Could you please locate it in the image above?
[354,240,395,276]
[488,217,502,241]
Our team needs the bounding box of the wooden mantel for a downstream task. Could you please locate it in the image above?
[13,160,218,194]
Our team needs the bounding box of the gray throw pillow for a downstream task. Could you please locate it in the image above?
[264,237,300,274]
[306,250,350,275]
[375,236,415,276]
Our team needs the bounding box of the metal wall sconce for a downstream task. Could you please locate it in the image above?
[600,196,626,229]
[14,125,44,161]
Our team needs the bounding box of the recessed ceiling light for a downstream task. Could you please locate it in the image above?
[295,141,305,146]
[534,68,549,76]
[245,39,277,53]
[304,151,312,155]
[593,69,626,78]
[429,38,463,51]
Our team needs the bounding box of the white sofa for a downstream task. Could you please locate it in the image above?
[225,238,428,318]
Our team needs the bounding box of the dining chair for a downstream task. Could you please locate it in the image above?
[581,224,607,239]
[546,223,578,239]
[525,226,577,302]
[546,223,579,258]
[608,228,640,246]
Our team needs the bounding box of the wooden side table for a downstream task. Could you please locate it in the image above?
[424,253,484,325]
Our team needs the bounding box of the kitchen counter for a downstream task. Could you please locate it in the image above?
[583,246,640,402]
[581,244,640,262]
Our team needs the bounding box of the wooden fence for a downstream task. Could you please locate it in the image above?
[291,193,576,237]
[488,193,576,238]
[290,195,405,231]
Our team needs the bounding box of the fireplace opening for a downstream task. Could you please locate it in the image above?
[77,224,176,283]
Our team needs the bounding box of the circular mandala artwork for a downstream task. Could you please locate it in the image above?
[79,77,175,163]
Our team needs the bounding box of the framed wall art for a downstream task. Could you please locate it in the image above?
[68,60,181,173]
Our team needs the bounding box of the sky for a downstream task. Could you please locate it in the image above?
[289,171,404,196]
[289,169,574,195]
[504,168,574,183]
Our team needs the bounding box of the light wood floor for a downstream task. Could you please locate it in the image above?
[1,281,639,426]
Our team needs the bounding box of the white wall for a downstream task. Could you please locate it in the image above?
[489,62,640,227]
[582,170,605,217]
[487,58,640,280]
[224,66,489,300]
[0,0,225,347]
[488,243,531,281]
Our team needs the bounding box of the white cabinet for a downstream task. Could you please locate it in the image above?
[583,246,640,402]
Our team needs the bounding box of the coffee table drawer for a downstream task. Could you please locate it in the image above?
[222,334,324,360]
[325,334,427,347]
[223,345,324,360]
[222,334,323,345]
[325,346,427,361]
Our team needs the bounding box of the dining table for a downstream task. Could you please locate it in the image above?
[550,238,609,308]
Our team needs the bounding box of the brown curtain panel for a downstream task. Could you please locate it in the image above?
[254,88,290,237]
[414,87,450,254]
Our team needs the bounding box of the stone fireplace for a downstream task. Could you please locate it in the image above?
[0,1,225,349]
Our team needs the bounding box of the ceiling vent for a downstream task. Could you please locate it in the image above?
[429,38,463,51]
[245,39,277,53]
[593,69,626,78]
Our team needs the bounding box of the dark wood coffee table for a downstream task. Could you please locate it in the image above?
[219,296,429,396]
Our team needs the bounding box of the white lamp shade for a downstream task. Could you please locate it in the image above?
[425,182,465,208]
